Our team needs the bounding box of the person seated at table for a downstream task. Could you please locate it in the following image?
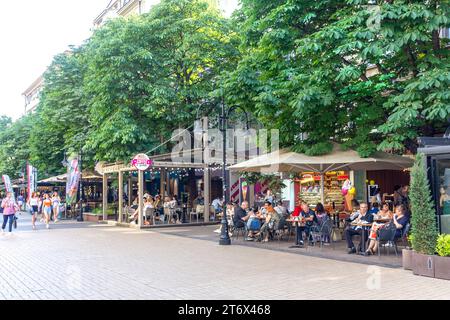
[214,202,235,234]
[315,202,330,243]
[315,203,329,225]
[374,202,393,220]
[275,200,289,218]
[153,194,163,218]
[369,202,380,214]
[245,207,263,240]
[291,201,317,246]
[143,196,155,225]
[365,204,409,255]
[255,201,282,242]
[365,202,393,255]
[231,201,250,235]
[212,196,224,215]
[345,202,373,254]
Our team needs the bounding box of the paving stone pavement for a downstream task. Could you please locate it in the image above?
[1,213,450,300]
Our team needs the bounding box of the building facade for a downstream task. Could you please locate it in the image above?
[94,0,225,28]
[22,75,44,114]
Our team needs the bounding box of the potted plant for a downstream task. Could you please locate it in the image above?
[434,234,450,280]
[402,234,413,270]
[410,153,439,278]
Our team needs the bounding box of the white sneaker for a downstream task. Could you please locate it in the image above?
[213,229,221,233]
[46,224,50,229]
[32,225,36,230]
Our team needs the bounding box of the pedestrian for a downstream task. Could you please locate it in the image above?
[1,192,19,236]
[51,192,61,223]
[17,193,25,212]
[42,193,52,229]
[28,192,40,230]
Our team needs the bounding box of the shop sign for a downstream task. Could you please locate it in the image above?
[337,175,349,180]
[131,154,153,171]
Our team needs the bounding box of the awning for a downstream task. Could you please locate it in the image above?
[38,170,103,184]
[229,143,414,173]
[229,143,414,203]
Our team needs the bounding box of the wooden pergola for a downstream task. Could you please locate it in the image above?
[97,156,213,228]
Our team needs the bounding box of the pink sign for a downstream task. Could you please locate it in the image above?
[131,154,153,171]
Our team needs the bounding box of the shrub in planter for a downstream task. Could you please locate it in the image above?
[410,154,439,277]
[435,234,450,280]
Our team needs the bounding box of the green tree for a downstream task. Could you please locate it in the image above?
[29,48,91,177]
[83,0,239,161]
[0,115,32,179]
[224,0,449,156]
[410,153,438,255]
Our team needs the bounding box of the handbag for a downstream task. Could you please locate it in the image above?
[249,218,261,231]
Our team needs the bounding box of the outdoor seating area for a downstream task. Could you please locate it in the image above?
[221,198,410,265]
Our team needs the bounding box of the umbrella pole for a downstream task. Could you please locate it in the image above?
[320,173,325,204]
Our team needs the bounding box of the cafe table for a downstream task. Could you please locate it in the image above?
[286,218,306,247]
[350,222,373,255]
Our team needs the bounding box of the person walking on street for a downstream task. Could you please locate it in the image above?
[17,194,25,213]
[51,192,61,223]
[1,192,19,236]
[42,193,52,229]
[28,192,40,230]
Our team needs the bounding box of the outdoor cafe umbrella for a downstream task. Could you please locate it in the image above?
[229,143,414,203]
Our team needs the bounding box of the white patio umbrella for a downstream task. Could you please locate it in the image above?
[229,143,414,203]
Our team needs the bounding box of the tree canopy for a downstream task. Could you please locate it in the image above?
[0,0,448,180]
[223,0,449,156]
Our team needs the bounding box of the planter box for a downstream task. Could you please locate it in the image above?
[402,249,413,270]
[434,256,450,281]
[83,213,104,222]
[412,251,435,278]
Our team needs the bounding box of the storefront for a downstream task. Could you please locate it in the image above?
[294,171,349,211]
[418,142,450,234]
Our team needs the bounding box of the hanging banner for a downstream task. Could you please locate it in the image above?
[27,163,37,202]
[2,175,15,202]
[66,157,80,205]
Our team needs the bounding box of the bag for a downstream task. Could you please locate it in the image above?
[13,215,18,229]
[249,219,261,231]
[332,228,342,241]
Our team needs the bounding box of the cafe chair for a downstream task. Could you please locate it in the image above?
[399,222,411,248]
[273,218,288,242]
[377,223,398,257]
[231,224,246,240]
[144,207,155,225]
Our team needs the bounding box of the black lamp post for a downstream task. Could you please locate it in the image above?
[194,99,250,245]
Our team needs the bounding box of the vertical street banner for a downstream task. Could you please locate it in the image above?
[2,175,15,202]
[66,157,80,205]
[27,163,37,202]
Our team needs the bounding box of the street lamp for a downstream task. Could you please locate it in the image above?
[195,100,250,245]
[218,101,250,245]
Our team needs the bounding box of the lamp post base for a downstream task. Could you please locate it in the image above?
[219,238,231,245]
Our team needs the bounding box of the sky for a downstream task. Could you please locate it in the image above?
[0,0,238,120]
